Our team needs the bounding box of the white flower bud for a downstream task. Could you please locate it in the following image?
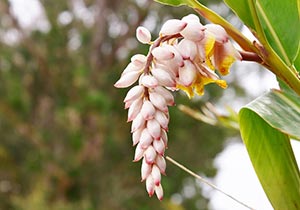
[147,118,161,140]
[152,46,175,60]
[182,14,200,23]
[151,165,161,186]
[149,91,168,113]
[155,155,166,174]
[161,130,168,148]
[154,111,169,130]
[141,158,152,181]
[205,24,228,43]
[151,68,176,87]
[176,39,198,60]
[139,128,153,149]
[124,85,144,103]
[127,98,142,122]
[154,86,175,106]
[160,19,187,36]
[141,75,158,88]
[180,21,205,41]
[132,128,143,146]
[153,138,165,155]
[146,175,155,197]
[131,54,147,68]
[141,100,156,120]
[131,113,145,133]
[114,70,141,88]
[134,143,145,162]
[155,184,164,200]
[136,26,151,44]
[144,146,156,164]
[178,60,197,87]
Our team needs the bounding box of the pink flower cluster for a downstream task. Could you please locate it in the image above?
[114,14,241,200]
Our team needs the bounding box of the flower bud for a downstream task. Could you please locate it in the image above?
[131,113,146,133]
[124,85,144,103]
[141,100,156,120]
[181,14,200,23]
[147,118,161,140]
[160,19,187,36]
[154,87,175,106]
[127,98,142,122]
[155,155,166,174]
[146,175,155,196]
[176,39,198,60]
[132,128,142,146]
[131,54,147,67]
[149,91,168,113]
[178,60,197,87]
[155,184,164,200]
[139,128,153,149]
[154,110,169,130]
[151,68,176,87]
[141,75,158,88]
[152,46,175,60]
[205,24,228,43]
[114,70,141,88]
[144,146,156,164]
[180,21,205,41]
[141,158,152,181]
[151,165,161,186]
[153,138,165,155]
[136,26,151,44]
[134,143,145,162]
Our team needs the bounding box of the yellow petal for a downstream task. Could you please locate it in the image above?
[214,42,238,76]
[176,84,194,98]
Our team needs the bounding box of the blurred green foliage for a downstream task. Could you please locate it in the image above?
[0,0,244,209]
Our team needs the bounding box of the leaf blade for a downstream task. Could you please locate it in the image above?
[239,108,300,209]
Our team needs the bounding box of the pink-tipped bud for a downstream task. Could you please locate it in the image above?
[139,128,153,149]
[132,128,143,146]
[154,87,175,106]
[176,39,198,60]
[149,91,168,113]
[152,46,175,60]
[178,60,197,87]
[141,75,158,88]
[141,158,152,181]
[160,19,187,36]
[134,143,145,162]
[180,21,205,41]
[127,98,142,122]
[155,184,164,200]
[147,118,161,140]
[136,26,151,44]
[151,68,176,87]
[181,14,200,23]
[141,100,156,120]
[124,85,145,103]
[122,62,142,75]
[131,54,147,67]
[153,138,165,155]
[144,146,156,164]
[154,111,169,130]
[205,24,228,43]
[146,175,155,197]
[161,130,168,148]
[131,113,145,133]
[114,71,141,88]
[151,165,161,186]
[155,155,166,175]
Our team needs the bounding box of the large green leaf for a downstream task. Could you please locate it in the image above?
[256,0,300,66]
[244,90,300,140]
[223,0,255,30]
[239,107,300,209]
[224,0,300,66]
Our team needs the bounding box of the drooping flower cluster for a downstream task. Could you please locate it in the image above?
[114,14,241,200]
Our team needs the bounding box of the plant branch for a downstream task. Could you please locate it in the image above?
[166,156,256,210]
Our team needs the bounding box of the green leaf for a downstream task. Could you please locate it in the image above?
[224,0,300,66]
[255,0,300,66]
[239,107,300,209]
[223,0,255,30]
[244,90,300,140]
[154,0,191,6]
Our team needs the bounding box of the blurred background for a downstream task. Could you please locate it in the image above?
[0,0,283,209]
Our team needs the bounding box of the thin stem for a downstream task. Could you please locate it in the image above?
[166,156,256,210]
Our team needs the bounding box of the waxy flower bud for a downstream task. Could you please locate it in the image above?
[180,21,205,41]
[160,19,187,35]
[152,46,175,60]
[136,26,151,44]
